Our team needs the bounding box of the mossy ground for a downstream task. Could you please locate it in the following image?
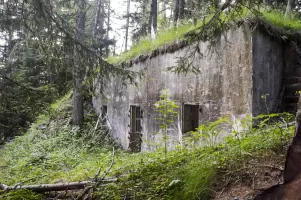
[0,93,295,199]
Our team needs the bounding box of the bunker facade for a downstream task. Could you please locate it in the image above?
[93,24,299,152]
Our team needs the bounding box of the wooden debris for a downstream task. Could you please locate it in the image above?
[0,178,117,192]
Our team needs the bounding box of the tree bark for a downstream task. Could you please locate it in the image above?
[93,0,102,37]
[72,0,86,125]
[162,0,166,19]
[140,0,148,37]
[148,0,158,35]
[105,0,111,55]
[285,0,295,18]
[193,0,201,26]
[173,0,179,26]
[178,0,185,21]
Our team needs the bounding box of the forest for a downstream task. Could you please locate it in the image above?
[1,0,301,199]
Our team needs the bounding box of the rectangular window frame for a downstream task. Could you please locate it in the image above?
[130,105,142,133]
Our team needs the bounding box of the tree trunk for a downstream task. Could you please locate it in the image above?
[48,59,55,84]
[162,0,167,20]
[285,0,295,18]
[93,0,102,37]
[72,0,86,125]
[125,0,131,51]
[105,0,111,55]
[148,0,157,36]
[193,0,201,26]
[173,0,179,26]
[178,0,185,21]
[140,0,148,37]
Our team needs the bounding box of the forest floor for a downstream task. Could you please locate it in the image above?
[0,93,294,200]
[214,155,284,200]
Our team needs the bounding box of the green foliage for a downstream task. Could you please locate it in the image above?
[262,9,301,30]
[175,161,217,199]
[0,93,116,187]
[107,20,205,64]
[0,189,44,200]
[185,116,230,148]
[154,89,179,159]
[96,113,294,199]
[0,0,114,141]
[0,94,295,200]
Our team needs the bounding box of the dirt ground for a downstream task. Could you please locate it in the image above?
[214,152,286,200]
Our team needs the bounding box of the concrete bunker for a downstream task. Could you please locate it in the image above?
[93,22,301,152]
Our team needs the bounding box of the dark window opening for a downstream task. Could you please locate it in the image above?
[101,105,107,125]
[183,104,199,133]
[129,105,143,152]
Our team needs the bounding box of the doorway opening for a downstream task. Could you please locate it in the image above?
[182,104,199,133]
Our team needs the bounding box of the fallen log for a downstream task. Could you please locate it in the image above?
[0,178,117,192]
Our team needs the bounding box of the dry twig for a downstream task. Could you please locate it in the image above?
[100,147,115,180]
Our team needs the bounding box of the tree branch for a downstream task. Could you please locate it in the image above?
[0,178,117,192]
[0,73,43,92]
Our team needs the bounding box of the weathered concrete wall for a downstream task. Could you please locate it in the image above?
[93,24,257,151]
[252,30,284,116]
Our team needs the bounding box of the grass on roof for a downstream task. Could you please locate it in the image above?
[107,20,205,64]
[108,8,301,65]
[261,10,301,30]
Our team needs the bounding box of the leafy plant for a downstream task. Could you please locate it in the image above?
[154,89,179,159]
[185,116,229,148]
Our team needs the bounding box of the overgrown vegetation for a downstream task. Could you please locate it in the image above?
[262,9,301,30]
[107,20,206,64]
[0,93,295,199]
[107,8,301,65]
[154,89,179,159]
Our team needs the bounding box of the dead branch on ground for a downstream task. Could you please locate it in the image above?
[0,148,117,194]
[0,178,117,192]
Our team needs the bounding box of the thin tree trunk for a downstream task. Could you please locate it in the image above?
[105,0,111,55]
[148,0,157,35]
[72,0,86,125]
[140,0,148,37]
[162,0,167,20]
[285,0,295,18]
[93,0,102,37]
[193,0,201,27]
[173,0,179,26]
[125,0,131,51]
[49,59,55,84]
[178,0,185,21]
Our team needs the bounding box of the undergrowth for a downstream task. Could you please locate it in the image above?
[0,92,295,199]
[107,8,301,65]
